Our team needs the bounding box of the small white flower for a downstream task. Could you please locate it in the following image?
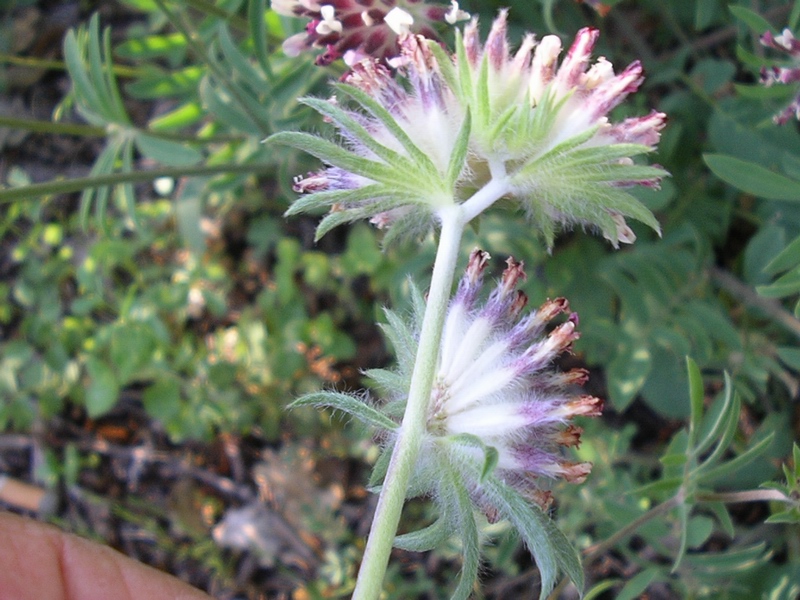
[445,0,470,25]
[315,5,342,35]
[384,7,414,35]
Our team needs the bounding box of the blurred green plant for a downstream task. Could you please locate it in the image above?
[1,0,800,598]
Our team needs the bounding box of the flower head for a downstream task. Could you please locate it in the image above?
[425,249,602,501]
[760,28,800,124]
[272,0,470,66]
[277,11,667,247]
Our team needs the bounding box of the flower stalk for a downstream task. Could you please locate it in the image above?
[353,205,465,598]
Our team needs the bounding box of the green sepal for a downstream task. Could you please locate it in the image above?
[288,391,398,431]
[380,307,419,372]
[446,109,472,189]
[315,198,428,240]
[300,97,420,176]
[454,29,474,103]
[363,368,408,398]
[481,476,584,598]
[268,131,412,191]
[367,444,393,491]
[443,461,481,600]
[446,433,500,483]
[394,516,449,552]
[474,53,491,132]
[427,40,460,100]
[284,184,389,217]
[331,83,440,176]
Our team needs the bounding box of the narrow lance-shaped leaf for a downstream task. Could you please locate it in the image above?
[694,372,735,456]
[694,395,741,474]
[247,0,274,79]
[686,356,704,448]
[704,154,800,201]
[289,391,398,431]
[698,433,775,484]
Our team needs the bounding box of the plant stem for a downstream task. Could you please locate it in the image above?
[352,205,466,599]
[0,115,242,143]
[581,487,793,563]
[0,162,274,204]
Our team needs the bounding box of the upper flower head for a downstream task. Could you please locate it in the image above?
[276,11,667,248]
[427,249,602,501]
[272,0,470,66]
[760,28,800,124]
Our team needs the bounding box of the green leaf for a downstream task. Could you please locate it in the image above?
[699,433,775,483]
[704,154,800,201]
[367,444,392,491]
[728,5,775,34]
[686,515,714,549]
[134,133,202,166]
[363,368,407,397]
[695,373,736,456]
[217,25,269,95]
[705,501,735,538]
[199,76,260,133]
[85,356,120,417]
[672,501,690,571]
[688,542,769,571]
[289,391,398,430]
[115,32,187,63]
[143,377,182,423]
[248,0,273,78]
[616,568,660,600]
[686,357,704,447]
[607,341,652,410]
[764,234,800,275]
[757,268,800,298]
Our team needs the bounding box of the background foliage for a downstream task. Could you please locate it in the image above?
[1,0,800,598]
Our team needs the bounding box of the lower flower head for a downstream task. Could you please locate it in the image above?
[426,249,602,500]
